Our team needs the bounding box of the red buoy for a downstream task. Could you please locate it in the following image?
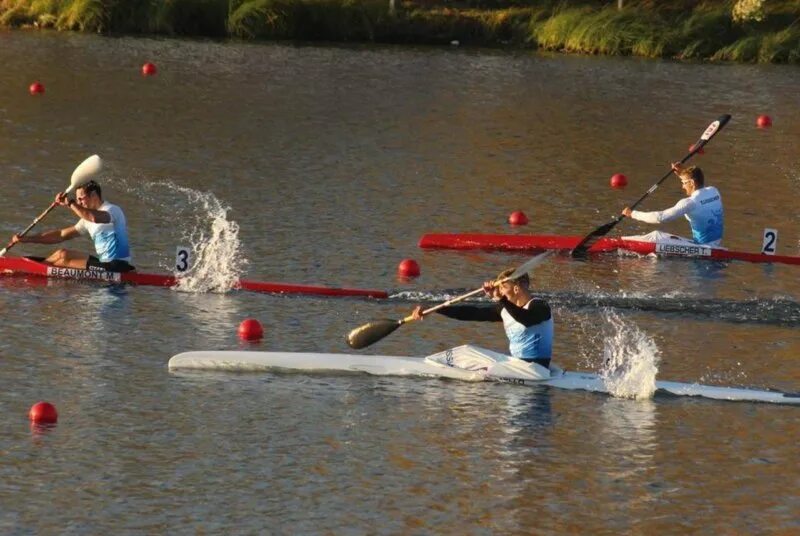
[610,173,628,190]
[508,211,529,226]
[29,402,58,424]
[29,81,45,95]
[689,143,705,155]
[397,259,421,278]
[756,115,772,128]
[141,63,157,76]
[238,318,264,341]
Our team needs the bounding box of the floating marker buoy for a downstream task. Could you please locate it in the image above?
[29,81,45,95]
[141,63,157,76]
[508,211,529,226]
[397,259,421,278]
[238,318,264,341]
[689,143,705,155]
[756,115,772,128]
[29,402,58,424]
[610,173,628,190]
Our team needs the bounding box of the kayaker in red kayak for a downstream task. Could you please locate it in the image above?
[10,180,134,272]
[622,163,724,247]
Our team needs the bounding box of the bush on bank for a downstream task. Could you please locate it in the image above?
[1,0,800,64]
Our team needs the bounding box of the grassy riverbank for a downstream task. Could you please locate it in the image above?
[2,0,800,63]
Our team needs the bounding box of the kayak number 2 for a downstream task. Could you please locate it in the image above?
[762,229,777,256]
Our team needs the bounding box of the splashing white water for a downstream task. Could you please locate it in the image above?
[170,186,246,293]
[107,174,246,293]
[598,310,660,400]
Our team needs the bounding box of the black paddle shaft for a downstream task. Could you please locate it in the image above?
[571,114,731,257]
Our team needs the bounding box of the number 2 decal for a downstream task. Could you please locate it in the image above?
[762,229,777,255]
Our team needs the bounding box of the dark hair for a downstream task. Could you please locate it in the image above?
[679,166,704,187]
[78,180,102,199]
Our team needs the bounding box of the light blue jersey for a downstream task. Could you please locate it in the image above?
[684,187,724,244]
[501,304,554,359]
[74,202,131,262]
[631,186,723,246]
[437,298,554,362]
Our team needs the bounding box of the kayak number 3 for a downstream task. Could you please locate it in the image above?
[175,246,192,273]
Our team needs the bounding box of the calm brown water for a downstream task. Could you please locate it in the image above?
[1,30,799,533]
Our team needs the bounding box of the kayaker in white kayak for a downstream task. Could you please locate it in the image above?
[10,180,134,272]
[411,268,554,369]
[622,163,724,247]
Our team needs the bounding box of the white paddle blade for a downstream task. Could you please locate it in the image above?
[505,251,554,281]
[700,114,731,141]
[66,155,103,193]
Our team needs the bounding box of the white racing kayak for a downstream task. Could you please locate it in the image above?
[168,344,800,405]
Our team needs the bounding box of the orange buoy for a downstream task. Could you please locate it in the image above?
[397,259,421,278]
[508,211,529,226]
[238,318,264,341]
[610,173,628,190]
[756,115,772,128]
[29,401,58,424]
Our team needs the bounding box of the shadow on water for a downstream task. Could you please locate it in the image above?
[688,259,728,280]
[502,385,555,435]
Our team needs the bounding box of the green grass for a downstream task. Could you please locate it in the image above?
[675,5,742,59]
[228,0,391,41]
[534,6,591,50]
[758,24,800,62]
[712,34,762,61]
[150,0,229,36]
[56,0,105,32]
[228,0,303,39]
[2,0,800,64]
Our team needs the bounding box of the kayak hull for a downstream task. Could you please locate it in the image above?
[168,346,800,405]
[169,350,486,381]
[418,233,800,266]
[0,256,388,298]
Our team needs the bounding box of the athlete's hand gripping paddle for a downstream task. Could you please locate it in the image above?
[0,155,103,257]
[345,251,553,350]
[570,114,731,258]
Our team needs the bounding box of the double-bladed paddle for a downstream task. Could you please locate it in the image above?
[346,251,553,350]
[570,114,731,258]
[0,155,103,257]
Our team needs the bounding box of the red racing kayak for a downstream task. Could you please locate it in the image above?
[418,234,800,266]
[0,256,388,298]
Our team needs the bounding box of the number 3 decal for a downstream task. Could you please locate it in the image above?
[175,246,192,272]
[761,229,777,255]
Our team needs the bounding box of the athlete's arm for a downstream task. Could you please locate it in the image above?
[630,197,694,224]
[68,201,111,224]
[436,302,503,322]
[500,298,551,326]
[12,226,80,245]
